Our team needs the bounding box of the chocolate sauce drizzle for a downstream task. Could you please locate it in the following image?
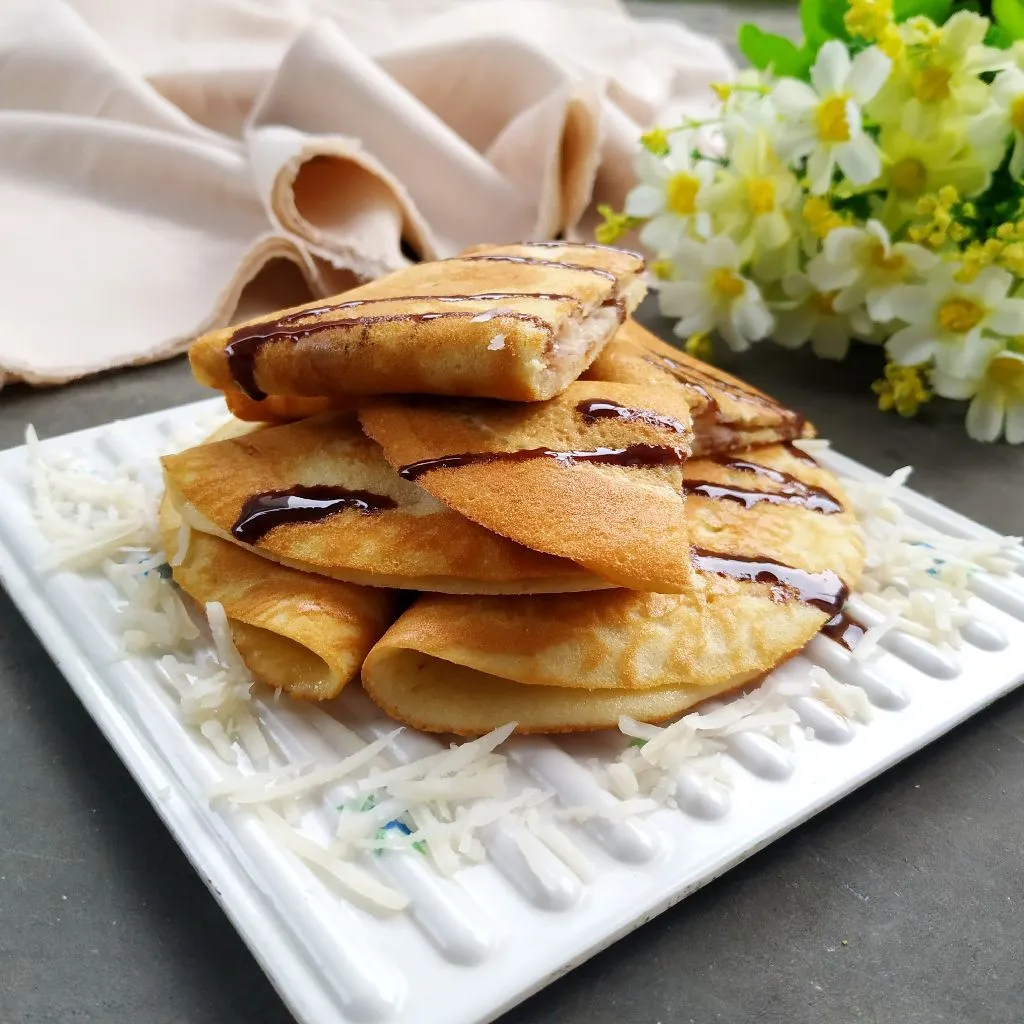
[643,351,804,430]
[821,610,867,651]
[575,398,688,435]
[525,240,646,265]
[691,548,848,618]
[682,455,843,514]
[455,254,618,282]
[397,444,685,482]
[231,485,396,544]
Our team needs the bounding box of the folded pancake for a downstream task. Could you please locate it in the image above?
[161,412,609,594]
[361,445,865,734]
[190,242,647,407]
[585,320,813,456]
[359,380,696,592]
[158,495,398,700]
[223,388,343,423]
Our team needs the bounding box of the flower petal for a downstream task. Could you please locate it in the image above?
[732,289,773,341]
[821,225,866,265]
[704,234,741,268]
[887,284,933,325]
[971,265,1013,306]
[965,392,1005,443]
[835,134,880,186]
[886,324,934,365]
[773,308,816,348]
[639,215,686,255]
[657,280,705,317]
[988,297,1024,335]
[808,253,857,292]
[806,147,836,195]
[1004,401,1024,444]
[772,79,819,117]
[846,46,892,105]
[811,41,851,97]
[811,320,851,360]
[624,185,663,218]
[931,367,980,400]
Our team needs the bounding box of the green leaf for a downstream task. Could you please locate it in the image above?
[816,0,852,40]
[737,23,814,78]
[894,0,953,21]
[994,0,1024,39]
[800,0,832,48]
[987,22,1015,46]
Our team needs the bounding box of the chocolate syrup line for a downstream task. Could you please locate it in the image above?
[683,479,842,514]
[575,398,688,435]
[689,455,844,514]
[821,610,867,651]
[397,443,685,482]
[525,240,646,264]
[643,351,804,429]
[690,547,848,618]
[231,485,396,544]
[454,254,618,282]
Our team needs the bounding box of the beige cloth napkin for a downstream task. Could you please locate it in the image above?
[0,0,732,387]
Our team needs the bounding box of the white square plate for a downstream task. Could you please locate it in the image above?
[1,400,1022,1024]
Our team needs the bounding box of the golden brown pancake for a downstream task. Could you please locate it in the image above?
[359,380,696,592]
[585,320,814,456]
[158,495,398,700]
[361,446,865,734]
[161,413,610,594]
[189,242,646,407]
[223,388,343,423]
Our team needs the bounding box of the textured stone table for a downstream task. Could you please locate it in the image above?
[2,5,1024,1024]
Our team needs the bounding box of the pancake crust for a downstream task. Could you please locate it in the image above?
[161,413,609,594]
[585,320,814,455]
[158,495,398,700]
[361,447,865,734]
[190,242,646,405]
[359,380,696,592]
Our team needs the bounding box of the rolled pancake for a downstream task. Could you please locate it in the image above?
[190,242,646,406]
[359,380,695,592]
[161,412,609,594]
[585,320,813,456]
[158,496,398,700]
[223,388,343,423]
[361,446,865,734]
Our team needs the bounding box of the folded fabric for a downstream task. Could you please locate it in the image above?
[0,0,732,387]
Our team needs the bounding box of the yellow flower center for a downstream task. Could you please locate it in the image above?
[869,239,905,272]
[747,177,776,215]
[1011,96,1024,135]
[803,197,846,238]
[936,297,984,334]
[891,158,927,197]
[665,172,701,216]
[650,258,675,281]
[816,95,851,143]
[915,66,951,104]
[711,268,745,299]
[812,291,837,315]
[988,353,1024,397]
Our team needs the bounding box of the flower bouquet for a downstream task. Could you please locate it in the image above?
[599,0,1024,443]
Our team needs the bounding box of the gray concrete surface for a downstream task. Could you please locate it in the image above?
[2,5,1024,1024]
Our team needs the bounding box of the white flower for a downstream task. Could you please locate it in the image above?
[887,265,1024,376]
[973,65,1024,178]
[624,131,716,254]
[806,219,939,321]
[772,41,891,193]
[932,345,1024,444]
[772,272,872,361]
[657,235,773,352]
[704,131,799,258]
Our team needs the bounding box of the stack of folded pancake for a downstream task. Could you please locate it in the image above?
[161,242,864,735]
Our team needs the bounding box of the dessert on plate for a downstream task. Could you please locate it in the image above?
[164,242,864,734]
